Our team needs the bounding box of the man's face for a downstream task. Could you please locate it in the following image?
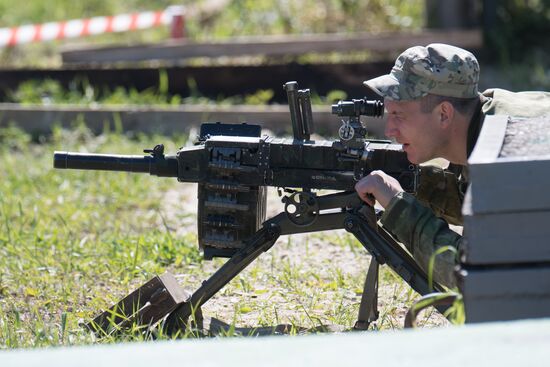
[384,99,444,164]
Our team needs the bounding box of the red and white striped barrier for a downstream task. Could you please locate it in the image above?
[0,6,185,47]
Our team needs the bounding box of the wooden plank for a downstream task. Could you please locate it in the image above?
[0,62,393,104]
[462,207,550,265]
[61,29,483,64]
[0,103,387,138]
[459,266,550,323]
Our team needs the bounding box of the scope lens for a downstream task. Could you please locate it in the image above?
[331,99,384,117]
[360,100,384,117]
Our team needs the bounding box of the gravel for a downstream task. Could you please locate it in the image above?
[500,115,550,158]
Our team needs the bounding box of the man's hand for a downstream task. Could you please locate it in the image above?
[355,170,404,208]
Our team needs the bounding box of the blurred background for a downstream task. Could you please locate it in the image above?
[0,0,548,67]
[0,0,548,137]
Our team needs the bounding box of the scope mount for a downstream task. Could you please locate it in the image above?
[332,98,384,150]
[283,81,384,151]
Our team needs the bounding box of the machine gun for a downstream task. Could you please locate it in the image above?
[53,81,447,335]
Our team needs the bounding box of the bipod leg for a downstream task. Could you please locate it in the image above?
[345,205,450,317]
[354,258,379,330]
[163,217,283,335]
[353,204,379,330]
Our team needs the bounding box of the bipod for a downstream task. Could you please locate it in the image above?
[87,191,449,337]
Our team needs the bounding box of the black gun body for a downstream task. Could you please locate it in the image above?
[54,152,152,172]
[268,138,413,191]
[55,136,414,192]
[179,135,415,192]
[55,134,414,259]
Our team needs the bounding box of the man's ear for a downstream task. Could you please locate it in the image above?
[438,101,454,128]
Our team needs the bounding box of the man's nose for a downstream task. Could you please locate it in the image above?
[384,118,398,138]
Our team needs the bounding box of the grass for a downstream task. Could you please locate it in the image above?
[0,125,195,347]
[4,74,347,107]
[0,124,450,349]
[5,76,279,106]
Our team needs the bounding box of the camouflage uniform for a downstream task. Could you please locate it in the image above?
[363,44,550,288]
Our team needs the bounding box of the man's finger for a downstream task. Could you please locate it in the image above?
[364,193,376,206]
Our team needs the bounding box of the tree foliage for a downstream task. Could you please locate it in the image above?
[487,0,550,64]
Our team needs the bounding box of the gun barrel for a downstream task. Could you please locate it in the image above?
[53,151,178,177]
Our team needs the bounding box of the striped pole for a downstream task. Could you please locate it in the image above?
[0,7,184,47]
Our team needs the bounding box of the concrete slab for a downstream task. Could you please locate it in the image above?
[2,319,550,367]
[467,114,550,214]
[467,158,550,213]
[462,207,550,264]
[460,266,550,322]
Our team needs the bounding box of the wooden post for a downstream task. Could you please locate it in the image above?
[169,5,186,39]
[425,0,481,29]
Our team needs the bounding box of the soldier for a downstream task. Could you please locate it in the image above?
[355,43,550,288]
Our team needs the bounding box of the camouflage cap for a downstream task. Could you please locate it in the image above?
[363,43,480,101]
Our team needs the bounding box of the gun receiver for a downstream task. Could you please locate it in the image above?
[54,81,448,334]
